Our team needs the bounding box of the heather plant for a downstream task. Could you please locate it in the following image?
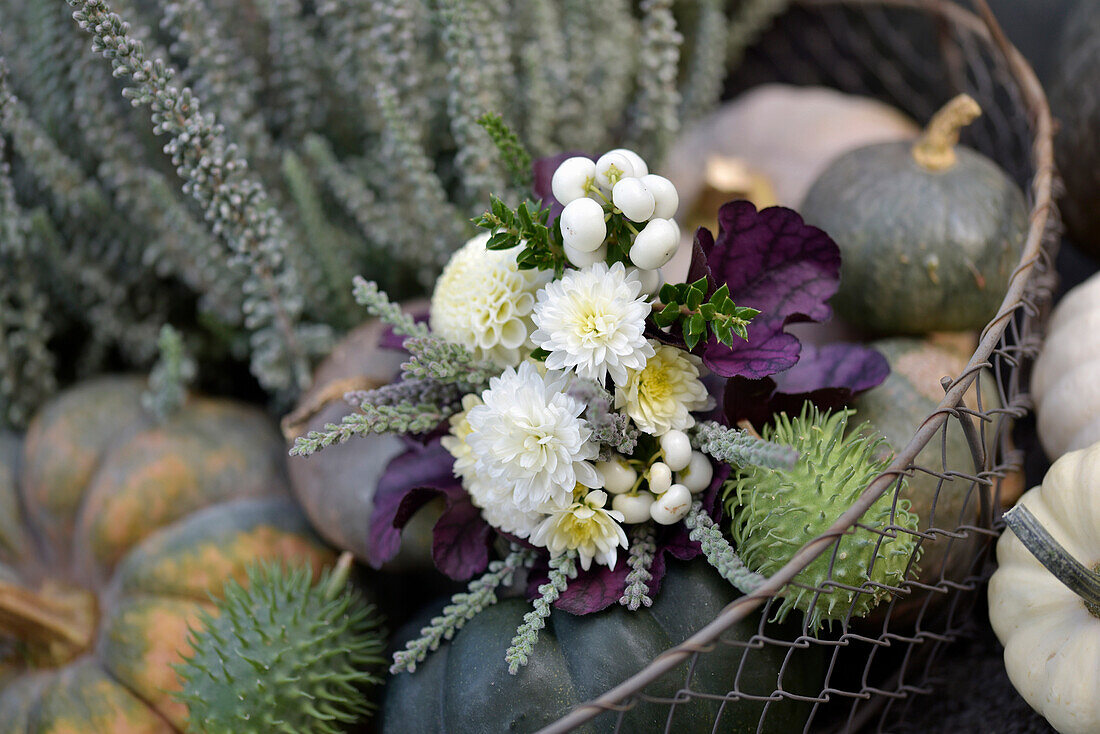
[0,0,790,427]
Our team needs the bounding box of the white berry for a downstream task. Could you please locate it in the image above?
[594,151,636,190]
[607,148,649,178]
[629,218,680,270]
[647,461,672,494]
[551,156,596,205]
[660,429,692,471]
[650,484,691,525]
[564,241,607,268]
[612,178,655,223]
[598,457,637,495]
[677,451,713,493]
[613,491,656,524]
[628,266,664,297]
[560,197,607,252]
[641,174,679,219]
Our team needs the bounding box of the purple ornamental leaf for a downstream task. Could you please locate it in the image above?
[702,202,842,379]
[368,439,493,579]
[725,343,890,428]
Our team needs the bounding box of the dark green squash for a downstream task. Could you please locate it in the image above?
[382,560,822,734]
[851,335,1013,626]
[1050,1,1100,256]
[800,95,1027,335]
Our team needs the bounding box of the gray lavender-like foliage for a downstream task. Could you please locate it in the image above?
[685,500,765,594]
[691,420,800,469]
[0,0,786,426]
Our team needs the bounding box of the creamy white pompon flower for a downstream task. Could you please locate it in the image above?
[529,490,628,571]
[430,232,551,366]
[466,362,602,514]
[531,261,654,386]
[615,341,712,435]
[441,393,543,538]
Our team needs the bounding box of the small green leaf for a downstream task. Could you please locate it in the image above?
[529,348,551,361]
[689,313,706,337]
[654,303,679,328]
[659,283,679,304]
[684,328,704,350]
[731,321,749,340]
[690,277,708,293]
[699,303,716,320]
[686,286,703,311]
[710,283,730,302]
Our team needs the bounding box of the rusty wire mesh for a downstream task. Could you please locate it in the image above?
[538,1,1058,732]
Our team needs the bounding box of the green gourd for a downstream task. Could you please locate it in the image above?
[851,335,1010,626]
[1050,1,1100,256]
[800,95,1027,335]
[382,560,822,734]
[725,405,920,631]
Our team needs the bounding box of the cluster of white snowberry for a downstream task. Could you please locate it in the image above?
[550,148,681,274]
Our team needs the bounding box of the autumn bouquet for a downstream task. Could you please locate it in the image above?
[292,142,898,674]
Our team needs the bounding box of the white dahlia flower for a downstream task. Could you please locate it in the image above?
[531,261,654,386]
[466,362,602,514]
[615,341,712,435]
[529,490,628,571]
[441,393,543,538]
[430,232,550,366]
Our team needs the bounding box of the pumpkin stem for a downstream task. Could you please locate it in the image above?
[322,551,355,601]
[1003,505,1100,618]
[911,94,982,172]
[0,579,98,665]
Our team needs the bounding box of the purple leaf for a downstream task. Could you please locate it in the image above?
[368,439,493,579]
[550,563,631,614]
[431,492,493,580]
[702,202,842,379]
[725,343,890,428]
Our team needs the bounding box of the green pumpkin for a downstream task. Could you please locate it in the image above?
[801,95,1027,335]
[0,377,335,733]
[851,336,1004,625]
[383,560,822,733]
[1050,1,1100,256]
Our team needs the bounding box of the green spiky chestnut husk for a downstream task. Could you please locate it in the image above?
[174,557,385,734]
[723,404,921,632]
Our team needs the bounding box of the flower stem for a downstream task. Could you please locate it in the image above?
[1002,504,1100,618]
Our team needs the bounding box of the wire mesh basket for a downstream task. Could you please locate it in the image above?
[539,0,1058,732]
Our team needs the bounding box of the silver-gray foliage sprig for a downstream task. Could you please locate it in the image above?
[401,336,498,390]
[66,0,322,392]
[630,0,682,162]
[685,501,765,595]
[0,54,55,429]
[679,0,729,123]
[142,324,196,421]
[567,380,639,459]
[289,397,457,456]
[691,420,799,470]
[391,545,538,674]
[619,524,657,611]
[351,277,430,339]
[505,551,577,675]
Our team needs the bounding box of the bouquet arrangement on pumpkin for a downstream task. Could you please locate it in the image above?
[292,141,923,675]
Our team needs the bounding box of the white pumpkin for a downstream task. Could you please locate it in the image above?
[988,442,1100,734]
[1031,270,1100,459]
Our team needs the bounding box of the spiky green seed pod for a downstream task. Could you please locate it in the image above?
[724,404,921,632]
[175,557,385,734]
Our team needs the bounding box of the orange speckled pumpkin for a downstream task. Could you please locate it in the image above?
[0,377,334,733]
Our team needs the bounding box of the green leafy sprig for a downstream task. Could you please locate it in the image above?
[653,279,760,350]
[476,113,533,190]
[473,195,566,275]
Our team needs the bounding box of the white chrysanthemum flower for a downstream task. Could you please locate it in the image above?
[529,490,628,571]
[531,261,654,385]
[442,393,543,538]
[430,232,550,366]
[467,362,602,514]
[615,341,712,435]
